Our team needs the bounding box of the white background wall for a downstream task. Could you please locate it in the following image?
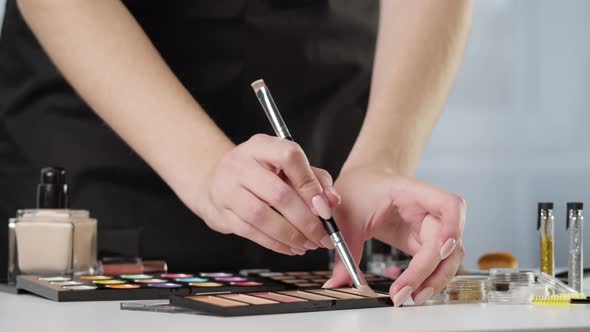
[1,0,589,269]
[417,0,590,269]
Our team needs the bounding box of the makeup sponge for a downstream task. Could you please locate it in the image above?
[478,251,518,270]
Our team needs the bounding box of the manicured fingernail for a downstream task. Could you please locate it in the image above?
[320,235,334,249]
[393,285,412,307]
[290,248,306,255]
[440,238,456,260]
[304,241,318,250]
[413,287,434,306]
[327,187,342,205]
[322,279,333,288]
[312,195,332,220]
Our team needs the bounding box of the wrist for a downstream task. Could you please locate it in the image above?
[161,137,235,218]
[342,149,408,177]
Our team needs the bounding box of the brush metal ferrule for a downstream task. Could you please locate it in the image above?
[254,86,291,139]
[331,232,366,287]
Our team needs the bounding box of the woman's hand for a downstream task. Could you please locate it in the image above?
[193,134,341,256]
[325,165,466,306]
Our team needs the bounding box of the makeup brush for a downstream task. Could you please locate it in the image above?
[251,79,368,289]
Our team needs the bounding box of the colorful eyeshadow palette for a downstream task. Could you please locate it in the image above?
[16,272,284,302]
[170,287,393,316]
[16,270,396,302]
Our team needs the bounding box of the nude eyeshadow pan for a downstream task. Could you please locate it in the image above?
[170,288,393,316]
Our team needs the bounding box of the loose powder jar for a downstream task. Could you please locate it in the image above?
[446,276,488,303]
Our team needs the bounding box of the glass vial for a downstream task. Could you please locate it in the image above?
[566,202,583,293]
[7,167,97,283]
[537,202,554,277]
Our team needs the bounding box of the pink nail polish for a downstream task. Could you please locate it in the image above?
[312,195,332,220]
[393,285,412,307]
[413,287,434,306]
[322,279,332,288]
[440,238,456,260]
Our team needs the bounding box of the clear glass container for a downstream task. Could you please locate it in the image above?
[567,203,583,293]
[487,283,549,304]
[446,276,488,303]
[537,272,578,295]
[8,209,97,283]
[538,203,554,276]
[488,268,535,292]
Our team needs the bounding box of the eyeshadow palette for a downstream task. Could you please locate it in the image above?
[170,287,393,316]
[252,271,394,292]
[16,270,396,302]
[16,272,284,302]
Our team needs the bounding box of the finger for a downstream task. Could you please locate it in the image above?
[437,196,466,259]
[388,215,442,307]
[240,162,327,249]
[412,241,465,305]
[245,134,332,219]
[312,167,341,207]
[227,187,308,253]
[391,178,466,258]
[223,209,296,256]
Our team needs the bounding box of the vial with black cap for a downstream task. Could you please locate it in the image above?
[566,202,583,292]
[8,167,97,283]
[537,202,554,277]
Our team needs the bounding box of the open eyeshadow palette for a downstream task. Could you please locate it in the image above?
[16,270,394,302]
[250,271,393,293]
[169,287,393,316]
[16,272,284,302]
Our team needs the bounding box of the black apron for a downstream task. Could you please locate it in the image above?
[0,0,378,277]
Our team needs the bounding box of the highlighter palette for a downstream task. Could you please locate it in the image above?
[170,287,393,316]
[16,272,284,302]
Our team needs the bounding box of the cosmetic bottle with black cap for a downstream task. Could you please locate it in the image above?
[537,202,554,277]
[7,167,97,284]
[566,202,583,292]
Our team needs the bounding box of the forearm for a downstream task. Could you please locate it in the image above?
[18,0,234,212]
[345,0,472,175]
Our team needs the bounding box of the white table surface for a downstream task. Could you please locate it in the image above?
[1,291,590,332]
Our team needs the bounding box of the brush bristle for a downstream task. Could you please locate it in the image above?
[531,293,586,306]
[251,79,266,92]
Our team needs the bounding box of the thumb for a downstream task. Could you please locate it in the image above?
[323,230,366,288]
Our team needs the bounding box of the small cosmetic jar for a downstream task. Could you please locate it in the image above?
[446,276,488,303]
[488,269,535,292]
[487,283,549,304]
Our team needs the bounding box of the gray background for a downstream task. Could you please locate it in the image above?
[1,1,589,269]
